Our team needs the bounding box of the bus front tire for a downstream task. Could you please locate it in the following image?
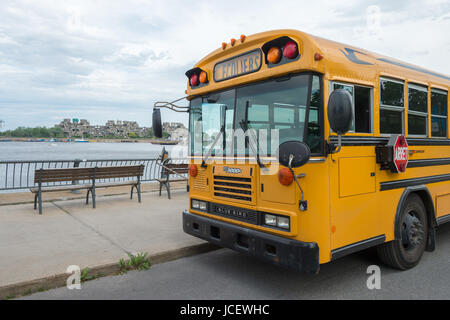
[377,194,428,270]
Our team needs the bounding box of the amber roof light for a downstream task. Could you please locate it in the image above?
[267,47,282,64]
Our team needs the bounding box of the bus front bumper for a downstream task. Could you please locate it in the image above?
[183,210,319,274]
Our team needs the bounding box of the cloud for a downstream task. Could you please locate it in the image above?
[105,45,170,67]
[0,0,449,130]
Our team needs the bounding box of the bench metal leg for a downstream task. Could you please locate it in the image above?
[130,185,134,199]
[34,193,38,210]
[86,189,91,204]
[38,190,42,215]
[159,182,162,196]
[137,183,141,203]
[92,186,96,209]
[166,181,171,200]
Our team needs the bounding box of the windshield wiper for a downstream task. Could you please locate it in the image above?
[247,128,266,169]
[239,101,265,169]
[201,124,225,168]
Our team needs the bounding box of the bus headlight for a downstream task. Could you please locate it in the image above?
[192,200,199,209]
[277,216,290,229]
[264,214,290,230]
[191,199,208,211]
[264,214,277,226]
[199,201,207,211]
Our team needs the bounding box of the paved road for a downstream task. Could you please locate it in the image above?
[25,223,450,300]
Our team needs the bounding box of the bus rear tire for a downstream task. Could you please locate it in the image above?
[377,194,428,270]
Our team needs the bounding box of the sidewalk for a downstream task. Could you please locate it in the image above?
[0,181,187,206]
[0,186,217,298]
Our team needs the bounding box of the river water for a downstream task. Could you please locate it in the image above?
[0,142,189,192]
[0,142,185,161]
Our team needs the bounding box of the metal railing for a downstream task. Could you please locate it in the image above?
[0,158,188,191]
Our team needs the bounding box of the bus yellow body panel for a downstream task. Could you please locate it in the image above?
[182,29,450,271]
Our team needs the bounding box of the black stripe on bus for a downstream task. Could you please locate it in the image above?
[380,173,450,191]
[377,57,450,82]
[329,136,388,146]
[408,158,450,168]
[437,214,450,226]
[329,136,450,146]
[331,235,386,260]
[408,138,450,146]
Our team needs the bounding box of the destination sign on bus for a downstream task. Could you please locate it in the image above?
[214,49,262,82]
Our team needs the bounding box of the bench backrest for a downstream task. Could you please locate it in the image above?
[34,165,144,184]
[160,161,189,178]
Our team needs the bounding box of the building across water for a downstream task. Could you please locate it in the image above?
[58,119,187,140]
[59,119,150,138]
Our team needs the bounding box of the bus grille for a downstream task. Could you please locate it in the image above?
[210,203,258,225]
[192,170,207,190]
[213,175,252,202]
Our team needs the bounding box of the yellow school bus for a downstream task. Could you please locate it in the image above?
[153,29,450,273]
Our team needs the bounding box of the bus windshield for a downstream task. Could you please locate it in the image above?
[189,73,322,157]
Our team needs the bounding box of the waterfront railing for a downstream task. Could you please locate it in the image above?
[0,158,188,191]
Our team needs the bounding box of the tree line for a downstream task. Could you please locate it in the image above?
[0,126,168,139]
[0,126,65,138]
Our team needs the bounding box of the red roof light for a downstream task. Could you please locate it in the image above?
[283,41,298,59]
[190,74,199,87]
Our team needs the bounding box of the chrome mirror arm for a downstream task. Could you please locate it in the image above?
[288,155,308,211]
[330,134,342,154]
[154,96,190,113]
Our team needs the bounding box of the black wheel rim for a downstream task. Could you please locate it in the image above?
[401,211,424,251]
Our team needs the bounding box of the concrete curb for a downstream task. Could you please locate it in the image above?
[0,242,219,300]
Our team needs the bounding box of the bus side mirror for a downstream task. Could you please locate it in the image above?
[327,89,353,153]
[152,108,163,138]
[327,89,353,135]
[278,141,311,168]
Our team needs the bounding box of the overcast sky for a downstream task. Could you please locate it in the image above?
[0,0,449,130]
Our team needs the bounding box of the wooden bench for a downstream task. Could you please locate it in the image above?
[156,160,188,199]
[31,165,144,214]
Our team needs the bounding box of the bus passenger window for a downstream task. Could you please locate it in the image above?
[431,89,448,137]
[380,78,404,134]
[408,84,428,136]
[332,83,372,133]
[354,86,371,133]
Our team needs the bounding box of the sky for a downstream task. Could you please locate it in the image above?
[0,0,449,130]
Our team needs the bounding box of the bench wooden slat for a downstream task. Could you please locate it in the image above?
[95,181,137,188]
[34,165,144,183]
[32,165,145,214]
[162,163,189,175]
[156,178,187,183]
[30,185,92,193]
[158,161,188,199]
[36,168,142,176]
[164,163,188,168]
[30,181,139,193]
[163,170,188,175]
[35,166,143,175]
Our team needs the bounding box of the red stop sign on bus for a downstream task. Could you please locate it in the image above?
[393,135,408,173]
